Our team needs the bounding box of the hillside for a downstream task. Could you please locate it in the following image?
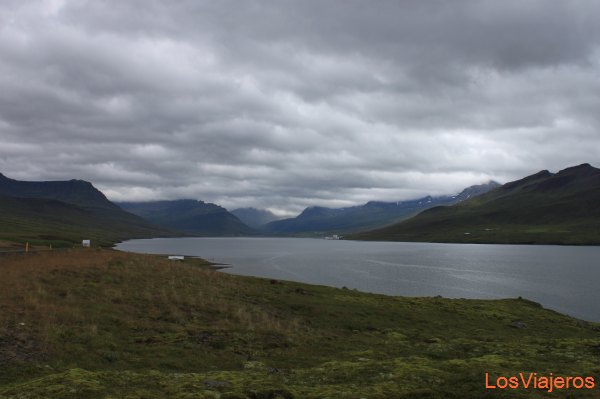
[264,181,499,235]
[119,200,255,236]
[0,173,117,209]
[0,175,171,247]
[1,249,598,398]
[352,164,600,244]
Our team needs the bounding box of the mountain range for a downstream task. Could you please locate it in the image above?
[3,164,598,246]
[352,163,600,245]
[262,181,500,235]
[119,200,255,236]
[0,173,171,246]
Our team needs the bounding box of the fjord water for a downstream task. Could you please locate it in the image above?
[117,237,600,321]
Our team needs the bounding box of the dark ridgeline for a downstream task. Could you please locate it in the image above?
[352,163,600,245]
[0,173,171,246]
[0,172,117,209]
[119,200,255,236]
[262,181,500,234]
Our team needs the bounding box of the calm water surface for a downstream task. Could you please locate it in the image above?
[116,237,600,321]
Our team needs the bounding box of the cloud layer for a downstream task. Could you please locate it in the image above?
[1,0,600,215]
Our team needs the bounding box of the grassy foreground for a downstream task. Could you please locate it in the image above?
[1,250,599,398]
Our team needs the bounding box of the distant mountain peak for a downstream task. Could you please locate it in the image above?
[453,181,501,201]
[556,163,599,176]
[119,199,254,236]
[535,170,553,177]
[503,170,553,190]
[230,207,281,228]
[175,198,208,205]
[264,181,500,234]
[298,206,329,219]
[570,162,592,169]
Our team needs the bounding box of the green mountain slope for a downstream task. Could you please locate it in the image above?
[119,200,255,236]
[352,164,600,245]
[0,174,172,246]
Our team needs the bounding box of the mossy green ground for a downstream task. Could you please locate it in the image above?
[1,250,599,398]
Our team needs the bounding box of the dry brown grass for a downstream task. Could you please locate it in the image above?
[0,240,48,253]
[0,240,19,249]
[0,249,302,367]
[3,248,600,398]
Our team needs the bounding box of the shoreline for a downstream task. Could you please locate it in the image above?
[1,249,598,398]
[115,237,600,323]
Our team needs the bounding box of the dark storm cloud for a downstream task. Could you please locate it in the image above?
[1,0,600,215]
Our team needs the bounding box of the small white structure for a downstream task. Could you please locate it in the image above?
[168,255,185,261]
[82,239,91,247]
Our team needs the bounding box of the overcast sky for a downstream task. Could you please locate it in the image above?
[1,0,600,216]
